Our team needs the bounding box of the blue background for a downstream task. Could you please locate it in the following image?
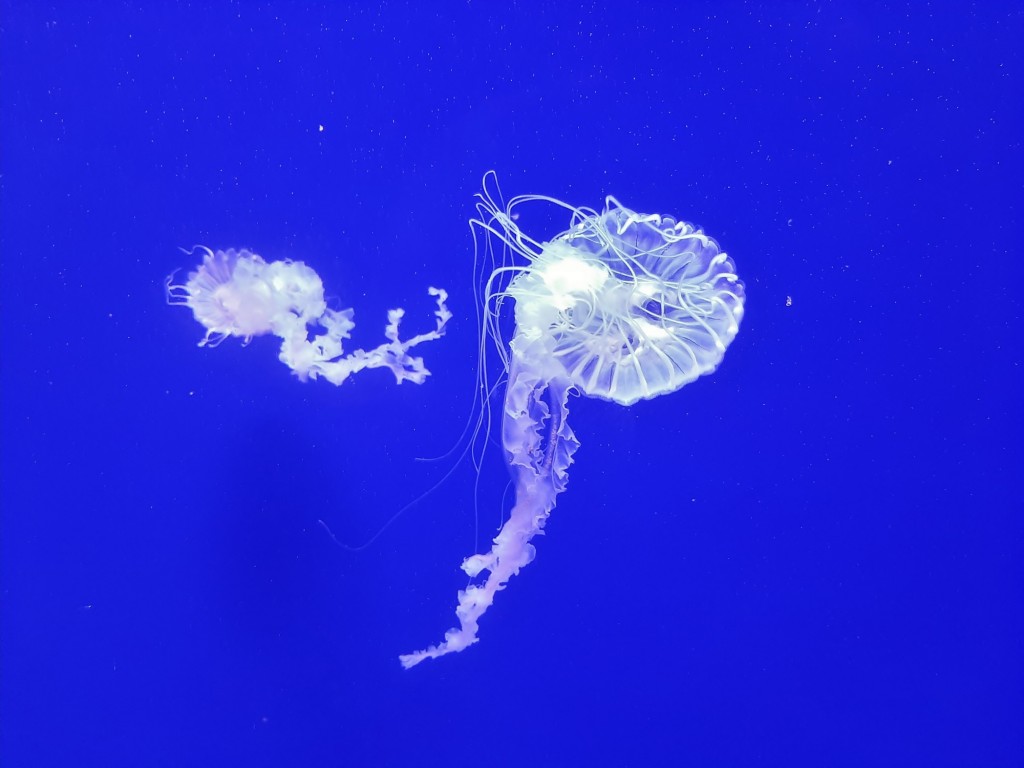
[2,2,1021,766]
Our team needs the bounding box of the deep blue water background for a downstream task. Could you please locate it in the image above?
[2,2,1022,766]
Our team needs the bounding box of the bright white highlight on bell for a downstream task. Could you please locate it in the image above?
[167,247,450,386]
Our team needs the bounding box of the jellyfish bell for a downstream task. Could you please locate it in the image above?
[399,177,744,668]
[502,199,745,406]
[166,247,333,347]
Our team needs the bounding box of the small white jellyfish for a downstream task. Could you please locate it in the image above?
[400,175,744,668]
[167,247,450,386]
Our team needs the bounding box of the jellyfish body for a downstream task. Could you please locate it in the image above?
[167,247,450,386]
[399,181,744,668]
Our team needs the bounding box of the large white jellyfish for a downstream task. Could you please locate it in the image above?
[167,247,450,385]
[400,178,745,668]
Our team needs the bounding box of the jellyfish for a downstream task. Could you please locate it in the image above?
[167,247,450,386]
[399,178,745,668]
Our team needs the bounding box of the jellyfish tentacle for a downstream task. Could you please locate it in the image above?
[399,344,579,669]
